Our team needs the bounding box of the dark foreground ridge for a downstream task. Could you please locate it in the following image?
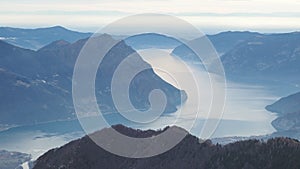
[34,124,300,169]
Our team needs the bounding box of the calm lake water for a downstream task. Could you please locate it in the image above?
[139,49,277,137]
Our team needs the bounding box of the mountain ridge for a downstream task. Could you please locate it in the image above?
[0,34,186,126]
[33,124,300,169]
[264,91,300,140]
[0,26,92,50]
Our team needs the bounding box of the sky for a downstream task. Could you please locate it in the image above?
[1,0,300,34]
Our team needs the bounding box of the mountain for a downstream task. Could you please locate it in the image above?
[0,68,72,125]
[124,33,182,50]
[96,37,186,115]
[222,32,300,80]
[34,125,300,169]
[0,41,73,124]
[209,31,262,55]
[271,111,300,131]
[266,91,300,115]
[264,91,300,140]
[0,26,91,50]
[0,150,31,169]
[270,111,300,140]
[171,31,261,61]
[0,40,41,77]
[36,35,186,115]
[172,32,300,88]
[0,34,186,126]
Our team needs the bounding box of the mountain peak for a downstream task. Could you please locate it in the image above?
[108,124,187,138]
[38,39,71,51]
[48,25,67,30]
[34,125,300,169]
[98,33,114,40]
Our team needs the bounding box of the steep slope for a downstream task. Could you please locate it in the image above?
[0,68,72,125]
[0,40,41,77]
[266,91,300,139]
[0,26,91,50]
[34,125,300,169]
[271,111,300,131]
[208,31,262,55]
[222,32,300,79]
[0,34,186,125]
[172,32,300,89]
[37,35,186,115]
[266,91,300,115]
[0,40,75,125]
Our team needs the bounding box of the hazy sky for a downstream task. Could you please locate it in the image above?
[1,0,300,33]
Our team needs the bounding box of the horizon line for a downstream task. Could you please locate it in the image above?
[0,25,300,36]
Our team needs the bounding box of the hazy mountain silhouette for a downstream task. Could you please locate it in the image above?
[124,33,182,50]
[172,31,261,61]
[172,32,300,85]
[0,26,91,50]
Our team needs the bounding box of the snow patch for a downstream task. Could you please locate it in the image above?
[0,37,16,40]
[15,80,31,88]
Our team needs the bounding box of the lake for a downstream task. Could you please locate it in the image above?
[0,49,278,160]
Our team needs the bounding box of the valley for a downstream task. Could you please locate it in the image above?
[0,26,299,168]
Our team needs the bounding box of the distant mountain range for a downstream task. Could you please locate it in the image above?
[173,31,300,79]
[0,26,91,50]
[0,33,186,126]
[172,31,261,61]
[172,31,300,93]
[124,33,182,50]
[34,125,300,169]
[130,31,298,91]
[2,26,299,87]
